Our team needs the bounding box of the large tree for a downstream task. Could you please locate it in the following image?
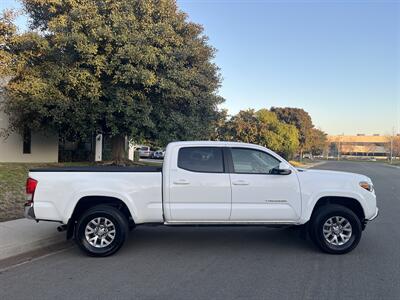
[309,128,327,156]
[217,109,299,159]
[392,136,400,158]
[0,10,17,78]
[271,107,326,158]
[1,0,223,162]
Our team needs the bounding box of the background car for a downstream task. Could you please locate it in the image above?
[138,146,152,158]
[152,149,165,159]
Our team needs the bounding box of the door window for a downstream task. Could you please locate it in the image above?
[178,147,224,173]
[231,148,280,174]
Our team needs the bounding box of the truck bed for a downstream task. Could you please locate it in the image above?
[28,166,163,224]
[29,166,162,172]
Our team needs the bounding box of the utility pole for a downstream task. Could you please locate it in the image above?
[390,127,394,164]
[337,135,343,161]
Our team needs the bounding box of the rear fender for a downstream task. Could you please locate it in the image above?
[63,190,139,225]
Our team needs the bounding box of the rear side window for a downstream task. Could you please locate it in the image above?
[178,147,224,173]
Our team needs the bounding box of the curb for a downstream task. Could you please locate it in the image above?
[300,161,327,169]
[0,218,67,262]
[0,241,73,272]
[385,164,400,170]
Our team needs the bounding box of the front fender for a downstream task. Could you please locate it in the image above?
[301,189,367,223]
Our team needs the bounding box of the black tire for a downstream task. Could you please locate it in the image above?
[309,204,362,254]
[75,205,129,257]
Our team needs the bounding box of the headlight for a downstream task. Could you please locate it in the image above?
[359,181,373,192]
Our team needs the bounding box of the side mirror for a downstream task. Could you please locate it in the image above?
[271,162,292,175]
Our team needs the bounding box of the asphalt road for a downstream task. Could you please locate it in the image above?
[0,161,399,300]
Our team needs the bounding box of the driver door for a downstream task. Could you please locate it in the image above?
[229,147,301,222]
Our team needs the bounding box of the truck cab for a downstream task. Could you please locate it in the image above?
[163,142,301,223]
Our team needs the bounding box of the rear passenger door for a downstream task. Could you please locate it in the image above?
[168,147,231,221]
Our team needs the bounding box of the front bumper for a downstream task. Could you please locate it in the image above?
[367,208,379,221]
[362,207,378,230]
[24,203,36,220]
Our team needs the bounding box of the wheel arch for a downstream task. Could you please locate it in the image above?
[310,196,366,224]
[66,195,135,239]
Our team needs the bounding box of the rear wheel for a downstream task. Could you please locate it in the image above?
[309,204,362,254]
[75,205,129,257]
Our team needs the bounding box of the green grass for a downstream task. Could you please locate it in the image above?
[388,160,400,166]
[0,160,161,222]
[289,158,318,167]
[0,163,38,222]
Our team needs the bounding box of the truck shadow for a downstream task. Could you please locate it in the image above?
[121,225,317,255]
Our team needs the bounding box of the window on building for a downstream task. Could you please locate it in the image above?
[23,127,31,154]
[178,147,224,173]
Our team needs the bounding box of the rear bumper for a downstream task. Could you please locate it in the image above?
[24,203,36,220]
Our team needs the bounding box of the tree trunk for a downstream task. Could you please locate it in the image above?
[111,134,126,164]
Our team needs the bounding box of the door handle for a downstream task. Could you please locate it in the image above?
[173,179,190,185]
[232,180,250,186]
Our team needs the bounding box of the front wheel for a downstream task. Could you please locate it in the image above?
[75,205,129,257]
[309,204,362,254]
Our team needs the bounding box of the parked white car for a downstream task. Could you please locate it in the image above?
[138,146,152,158]
[25,141,378,256]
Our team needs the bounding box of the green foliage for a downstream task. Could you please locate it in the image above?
[217,108,300,159]
[271,107,327,156]
[1,0,223,158]
[270,107,313,151]
[309,128,327,155]
[1,2,327,161]
[256,109,300,158]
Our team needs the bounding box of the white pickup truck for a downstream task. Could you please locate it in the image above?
[24,141,378,256]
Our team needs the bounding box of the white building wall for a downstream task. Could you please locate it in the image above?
[0,110,59,163]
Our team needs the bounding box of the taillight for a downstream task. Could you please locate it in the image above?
[26,177,38,203]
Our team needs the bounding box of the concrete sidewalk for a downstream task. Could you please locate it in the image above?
[0,218,66,261]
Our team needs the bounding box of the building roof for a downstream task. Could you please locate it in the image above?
[327,135,390,143]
